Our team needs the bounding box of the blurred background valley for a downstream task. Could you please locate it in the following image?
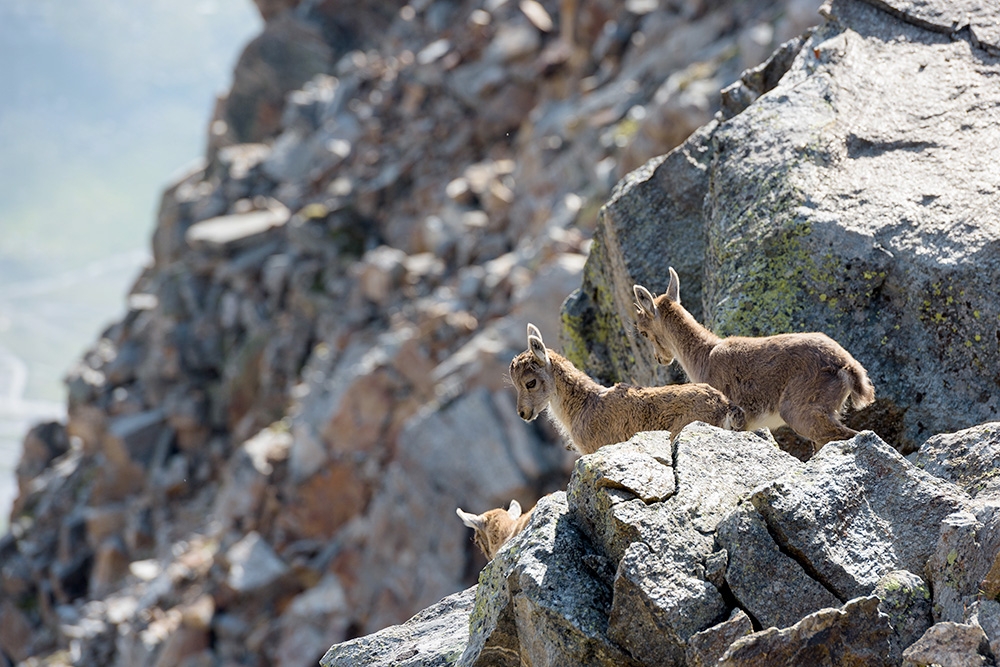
[0,0,261,529]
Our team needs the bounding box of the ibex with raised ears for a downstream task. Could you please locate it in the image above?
[456,500,532,560]
[509,324,745,454]
[633,267,875,449]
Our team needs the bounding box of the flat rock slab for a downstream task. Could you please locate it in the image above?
[185,205,290,249]
[320,586,475,667]
[686,608,753,667]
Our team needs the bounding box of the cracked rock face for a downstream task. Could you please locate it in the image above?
[461,425,801,665]
[750,432,969,600]
[564,0,1000,451]
[320,0,1000,663]
[324,422,1000,666]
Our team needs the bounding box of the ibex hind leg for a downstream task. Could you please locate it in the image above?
[791,408,858,449]
[779,377,857,450]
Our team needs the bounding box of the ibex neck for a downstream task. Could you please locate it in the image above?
[547,352,601,425]
[550,352,602,397]
[662,303,720,383]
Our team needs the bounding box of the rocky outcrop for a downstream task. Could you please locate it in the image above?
[564,0,1000,453]
[322,423,1000,666]
[1,0,828,665]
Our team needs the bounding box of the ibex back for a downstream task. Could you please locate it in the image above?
[633,267,875,449]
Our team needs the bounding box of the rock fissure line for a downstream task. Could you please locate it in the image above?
[756,509,847,603]
[858,0,1000,56]
[593,478,653,505]
[718,577,764,633]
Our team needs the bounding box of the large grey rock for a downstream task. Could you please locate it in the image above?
[751,431,969,599]
[609,542,727,666]
[970,600,1000,661]
[916,423,1000,501]
[218,14,334,145]
[564,0,1000,451]
[320,586,475,667]
[561,123,718,386]
[718,596,895,666]
[717,502,842,629]
[224,532,289,594]
[568,425,798,665]
[458,493,638,667]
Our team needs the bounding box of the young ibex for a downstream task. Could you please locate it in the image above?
[633,267,875,448]
[509,324,745,454]
[456,500,532,560]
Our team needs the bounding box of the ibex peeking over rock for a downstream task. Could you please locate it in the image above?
[509,324,745,454]
[456,500,532,560]
[633,267,875,448]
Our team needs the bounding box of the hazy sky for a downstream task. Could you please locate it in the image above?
[0,0,262,271]
[0,0,261,404]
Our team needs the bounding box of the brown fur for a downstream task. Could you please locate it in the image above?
[633,267,876,449]
[509,324,745,455]
[456,500,533,560]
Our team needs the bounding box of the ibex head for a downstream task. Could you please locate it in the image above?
[509,323,555,421]
[456,499,523,559]
[634,266,681,365]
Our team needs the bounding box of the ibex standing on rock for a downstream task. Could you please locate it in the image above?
[509,324,745,454]
[633,267,875,448]
[456,500,532,560]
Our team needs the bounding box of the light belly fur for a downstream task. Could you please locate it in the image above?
[745,411,786,432]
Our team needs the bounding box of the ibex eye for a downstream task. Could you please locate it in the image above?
[526,379,537,389]
[640,331,648,338]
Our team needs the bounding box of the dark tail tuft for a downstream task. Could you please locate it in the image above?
[847,364,875,410]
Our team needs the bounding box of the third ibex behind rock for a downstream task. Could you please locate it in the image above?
[509,324,745,454]
[456,500,532,560]
[633,267,875,449]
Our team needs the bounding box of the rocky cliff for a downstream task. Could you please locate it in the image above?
[321,0,1000,665]
[0,0,828,666]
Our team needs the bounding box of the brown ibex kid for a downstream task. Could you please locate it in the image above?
[456,500,532,560]
[509,324,745,454]
[633,267,875,448]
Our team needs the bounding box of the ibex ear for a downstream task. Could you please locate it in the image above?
[666,267,680,304]
[456,508,485,531]
[507,499,522,520]
[527,324,550,365]
[633,284,658,316]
